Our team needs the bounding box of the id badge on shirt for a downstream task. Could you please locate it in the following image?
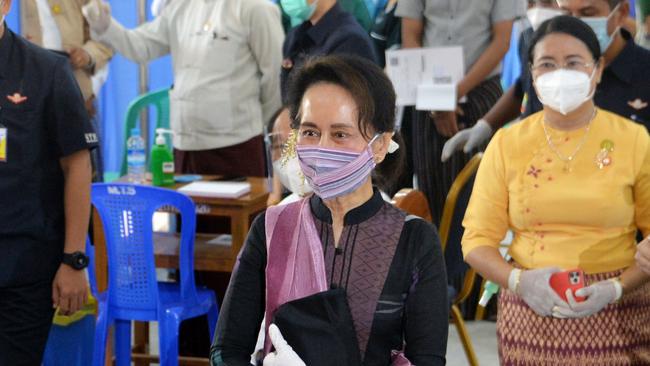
[0,124,6,163]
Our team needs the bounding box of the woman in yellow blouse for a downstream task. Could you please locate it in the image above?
[462,16,650,364]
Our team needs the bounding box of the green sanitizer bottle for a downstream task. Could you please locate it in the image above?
[151,128,175,186]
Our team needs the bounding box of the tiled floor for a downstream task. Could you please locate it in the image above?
[144,319,500,366]
[447,320,499,366]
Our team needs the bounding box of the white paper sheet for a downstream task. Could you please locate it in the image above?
[178,181,251,198]
[385,47,464,107]
[415,84,457,111]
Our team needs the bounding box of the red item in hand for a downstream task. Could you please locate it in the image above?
[550,269,586,303]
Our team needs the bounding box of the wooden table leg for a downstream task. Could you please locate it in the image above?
[230,211,250,262]
[133,321,150,366]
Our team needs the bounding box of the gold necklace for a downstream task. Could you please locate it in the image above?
[542,109,597,173]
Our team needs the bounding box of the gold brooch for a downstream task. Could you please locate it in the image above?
[595,139,614,169]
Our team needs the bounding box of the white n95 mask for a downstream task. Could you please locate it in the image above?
[272,155,313,197]
[534,69,596,115]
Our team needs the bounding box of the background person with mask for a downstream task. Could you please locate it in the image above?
[83,0,284,177]
[279,0,378,101]
[463,16,650,364]
[444,0,650,157]
[266,108,313,206]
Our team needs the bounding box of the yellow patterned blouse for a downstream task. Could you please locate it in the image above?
[462,109,650,274]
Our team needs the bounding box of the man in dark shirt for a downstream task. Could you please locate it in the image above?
[444,0,650,155]
[280,0,378,101]
[0,1,96,364]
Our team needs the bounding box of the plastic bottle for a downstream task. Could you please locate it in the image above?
[150,128,175,186]
[127,127,146,184]
[479,281,500,307]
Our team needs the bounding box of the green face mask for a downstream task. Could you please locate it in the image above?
[281,0,317,27]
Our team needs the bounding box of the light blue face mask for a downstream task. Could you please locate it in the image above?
[580,5,619,53]
[281,0,318,27]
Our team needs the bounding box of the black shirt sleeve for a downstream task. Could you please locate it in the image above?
[403,218,448,366]
[211,213,268,366]
[46,58,97,158]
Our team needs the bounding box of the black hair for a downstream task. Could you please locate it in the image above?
[285,54,405,192]
[528,15,602,63]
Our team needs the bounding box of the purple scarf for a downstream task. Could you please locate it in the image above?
[264,198,327,354]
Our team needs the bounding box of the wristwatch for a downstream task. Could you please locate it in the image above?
[62,251,89,270]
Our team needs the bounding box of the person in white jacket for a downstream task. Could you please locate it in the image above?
[83,0,284,176]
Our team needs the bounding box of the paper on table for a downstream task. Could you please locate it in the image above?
[415,84,457,111]
[178,181,251,198]
[207,235,232,246]
[385,46,464,107]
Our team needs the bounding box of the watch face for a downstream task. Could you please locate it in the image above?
[65,252,89,270]
[75,255,88,267]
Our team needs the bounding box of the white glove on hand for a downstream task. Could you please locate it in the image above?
[512,267,570,317]
[441,119,493,162]
[263,324,306,366]
[552,279,621,318]
[82,0,112,35]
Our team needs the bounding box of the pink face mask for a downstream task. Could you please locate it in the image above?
[297,134,380,200]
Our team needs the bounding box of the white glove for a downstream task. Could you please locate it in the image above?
[82,0,112,35]
[552,279,622,318]
[511,267,570,317]
[441,119,493,162]
[263,324,306,366]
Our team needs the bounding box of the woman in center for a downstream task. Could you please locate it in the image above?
[210,55,448,366]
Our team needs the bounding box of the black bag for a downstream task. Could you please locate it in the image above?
[272,288,362,366]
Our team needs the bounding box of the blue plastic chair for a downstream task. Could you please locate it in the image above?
[90,183,219,366]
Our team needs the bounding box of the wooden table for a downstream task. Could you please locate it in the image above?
[91,176,269,366]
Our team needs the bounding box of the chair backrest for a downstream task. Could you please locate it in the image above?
[91,183,197,317]
[391,188,433,223]
[120,88,171,176]
[438,154,483,302]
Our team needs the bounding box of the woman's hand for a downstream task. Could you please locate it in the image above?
[513,267,570,317]
[635,237,650,275]
[263,324,306,366]
[552,279,621,318]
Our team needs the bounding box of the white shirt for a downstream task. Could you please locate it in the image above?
[96,0,284,151]
[150,0,172,18]
[35,0,63,50]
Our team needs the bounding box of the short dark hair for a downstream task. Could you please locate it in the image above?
[286,54,396,138]
[286,54,404,192]
[528,15,601,63]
